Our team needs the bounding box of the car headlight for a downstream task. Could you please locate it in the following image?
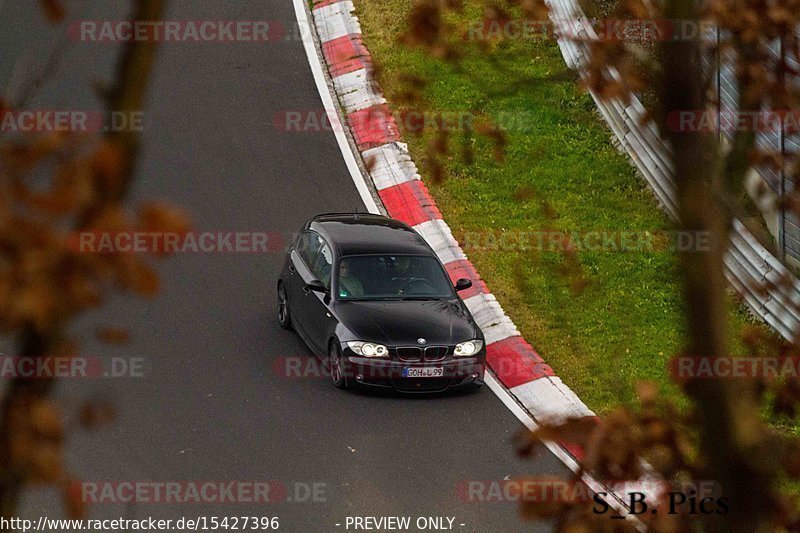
[454,340,483,357]
[347,341,388,358]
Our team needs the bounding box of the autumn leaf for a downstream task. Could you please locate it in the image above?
[90,139,128,195]
[62,480,88,519]
[78,401,117,430]
[96,326,130,345]
[401,0,442,47]
[126,259,160,297]
[39,0,66,23]
[137,201,191,234]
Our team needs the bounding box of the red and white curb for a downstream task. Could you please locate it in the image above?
[307,0,599,457]
[293,0,649,522]
[294,0,656,524]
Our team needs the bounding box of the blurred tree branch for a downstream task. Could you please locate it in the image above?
[396,0,800,529]
[0,0,185,523]
[658,0,774,528]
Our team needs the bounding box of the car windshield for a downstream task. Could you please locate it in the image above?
[336,255,455,300]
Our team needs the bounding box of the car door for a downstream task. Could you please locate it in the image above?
[287,231,322,338]
[304,239,336,354]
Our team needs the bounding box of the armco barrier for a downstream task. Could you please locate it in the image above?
[544,0,800,342]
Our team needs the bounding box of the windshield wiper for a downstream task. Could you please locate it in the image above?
[399,296,442,301]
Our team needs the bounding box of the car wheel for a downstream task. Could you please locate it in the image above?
[329,342,349,390]
[277,282,292,330]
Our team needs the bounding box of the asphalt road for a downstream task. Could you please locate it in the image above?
[0,1,571,531]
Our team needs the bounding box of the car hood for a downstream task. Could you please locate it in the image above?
[333,299,479,347]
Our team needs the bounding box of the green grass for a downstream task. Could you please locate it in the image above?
[355,0,769,414]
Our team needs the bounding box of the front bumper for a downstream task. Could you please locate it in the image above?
[340,352,486,393]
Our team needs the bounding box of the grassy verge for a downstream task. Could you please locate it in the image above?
[354,0,771,414]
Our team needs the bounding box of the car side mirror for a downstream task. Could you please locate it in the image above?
[454,278,473,292]
[306,279,328,293]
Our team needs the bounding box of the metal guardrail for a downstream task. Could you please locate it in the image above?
[712,38,800,264]
[544,0,800,342]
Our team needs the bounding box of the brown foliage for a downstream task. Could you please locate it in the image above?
[38,0,65,23]
[399,0,800,530]
[0,136,189,335]
[0,0,175,520]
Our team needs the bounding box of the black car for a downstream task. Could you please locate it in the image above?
[277,213,486,393]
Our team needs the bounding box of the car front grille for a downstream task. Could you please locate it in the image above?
[396,347,422,362]
[395,346,449,362]
[423,346,448,361]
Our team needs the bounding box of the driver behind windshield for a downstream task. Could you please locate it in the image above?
[337,259,364,298]
[389,256,422,294]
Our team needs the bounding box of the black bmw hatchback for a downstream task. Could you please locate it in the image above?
[277,213,486,393]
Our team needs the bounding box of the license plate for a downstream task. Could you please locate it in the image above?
[402,367,444,378]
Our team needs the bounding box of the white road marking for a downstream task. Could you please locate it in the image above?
[461,292,521,345]
[411,219,468,264]
[485,373,643,530]
[313,1,361,43]
[361,142,421,190]
[292,0,381,214]
[510,376,596,424]
[293,0,643,528]
[332,68,386,111]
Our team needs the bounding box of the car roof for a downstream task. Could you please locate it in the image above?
[307,213,435,257]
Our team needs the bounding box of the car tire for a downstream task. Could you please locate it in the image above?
[277,282,292,330]
[329,341,350,390]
